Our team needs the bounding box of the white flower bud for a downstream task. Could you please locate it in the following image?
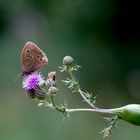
[63,56,73,66]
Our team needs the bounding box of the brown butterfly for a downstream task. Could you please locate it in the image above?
[21,41,48,75]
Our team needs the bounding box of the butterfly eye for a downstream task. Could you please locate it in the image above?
[26,49,29,53]
[40,58,42,61]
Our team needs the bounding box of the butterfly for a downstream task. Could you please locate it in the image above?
[21,41,48,75]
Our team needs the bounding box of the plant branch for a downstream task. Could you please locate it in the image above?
[78,88,97,108]
[66,108,115,114]
[67,66,97,109]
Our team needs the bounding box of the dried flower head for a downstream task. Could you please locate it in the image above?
[48,71,56,81]
[46,71,57,87]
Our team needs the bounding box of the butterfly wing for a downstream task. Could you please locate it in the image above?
[21,41,48,73]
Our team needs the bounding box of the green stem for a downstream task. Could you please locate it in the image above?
[68,67,97,109]
[50,95,58,110]
[50,95,55,106]
[78,88,97,108]
[50,95,65,113]
[46,96,117,115]
[68,67,75,81]
[66,108,116,114]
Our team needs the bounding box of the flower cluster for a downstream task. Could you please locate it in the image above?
[22,71,57,100]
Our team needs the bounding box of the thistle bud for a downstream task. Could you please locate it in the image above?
[48,86,58,95]
[110,104,140,126]
[63,56,73,66]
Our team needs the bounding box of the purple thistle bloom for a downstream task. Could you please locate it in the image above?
[22,72,44,92]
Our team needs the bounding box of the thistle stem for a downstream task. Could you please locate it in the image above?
[66,108,116,114]
[49,95,65,113]
[68,67,75,81]
[68,67,97,108]
[50,95,55,107]
[78,88,97,108]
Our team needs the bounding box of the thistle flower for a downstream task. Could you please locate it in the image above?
[22,72,44,94]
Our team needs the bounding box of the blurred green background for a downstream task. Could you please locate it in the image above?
[0,0,140,140]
